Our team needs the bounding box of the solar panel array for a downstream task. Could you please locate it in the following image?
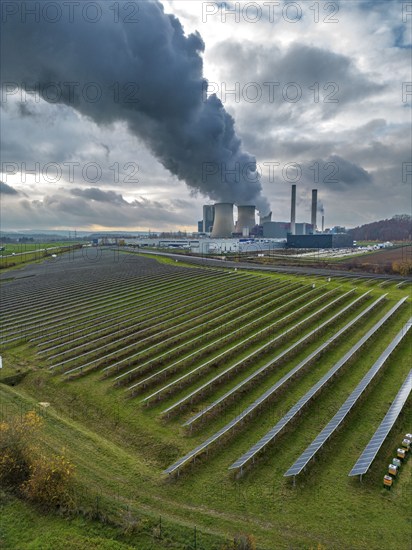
[47,273,268,365]
[119,281,302,389]
[159,288,348,414]
[349,367,412,477]
[186,291,374,429]
[227,293,385,471]
[164,296,406,476]
[61,276,285,376]
[99,285,296,381]
[284,313,411,478]
[229,297,406,474]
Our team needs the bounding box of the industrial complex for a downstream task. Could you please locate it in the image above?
[94,186,353,254]
[98,186,353,254]
[197,186,352,244]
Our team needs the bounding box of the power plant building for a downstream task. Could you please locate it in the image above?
[263,222,313,238]
[287,233,353,249]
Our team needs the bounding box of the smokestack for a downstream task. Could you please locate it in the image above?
[211,203,234,238]
[290,185,296,235]
[322,214,325,233]
[311,189,318,231]
[235,205,256,236]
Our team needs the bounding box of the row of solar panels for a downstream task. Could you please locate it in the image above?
[285,314,411,478]
[43,271,262,359]
[2,268,193,331]
[164,297,408,476]
[50,273,274,372]
[349,367,412,477]
[116,281,303,387]
[2,269,222,344]
[39,271,259,355]
[183,291,376,429]
[138,285,332,403]
[63,279,301,377]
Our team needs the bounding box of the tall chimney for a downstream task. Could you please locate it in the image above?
[235,205,256,236]
[311,189,318,232]
[211,203,234,238]
[290,184,296,235]
[322,214,325,233]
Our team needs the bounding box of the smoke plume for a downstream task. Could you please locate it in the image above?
[1,0,270,213]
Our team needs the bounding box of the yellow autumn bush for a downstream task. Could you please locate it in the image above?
[0,410,74,509]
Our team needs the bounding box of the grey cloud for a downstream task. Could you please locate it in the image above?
[303,155,373,190]
[208,41,385,124]
[1,1,270,213]
[0,181,19,195]
[1,187,196,231]
[100,143,110,160]
[17,102,37,118]
[70,187,127,205]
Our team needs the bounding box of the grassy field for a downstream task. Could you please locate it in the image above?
[1,250,411,549]
[0,242,82,270]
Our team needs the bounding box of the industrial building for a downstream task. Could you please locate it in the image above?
[195,188,352,252]
[287,233,354,249]
[262,222,313,238]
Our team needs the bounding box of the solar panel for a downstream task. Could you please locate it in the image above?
[284,314,411,478]
[148,286,332,407]
[159,288,345,413]
[186,291,374,429]
[229,297,406,473]
[120,281,299,390]
[164,297,407,476]
[46,273,263,360]
[60,275,269,374]
[349,367,412,477]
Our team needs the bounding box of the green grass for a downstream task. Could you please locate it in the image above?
[1,262,411,549]
[0,242,82,271]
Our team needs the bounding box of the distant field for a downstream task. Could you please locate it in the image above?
[349,245,412,265]
[0,242,82,269]
[0,250,411,549]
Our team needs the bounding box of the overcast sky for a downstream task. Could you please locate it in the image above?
[1,0,411,232]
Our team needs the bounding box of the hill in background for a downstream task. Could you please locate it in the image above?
[348,215,412,242]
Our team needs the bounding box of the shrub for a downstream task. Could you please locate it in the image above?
[0,411,42,492]
[0,410,74,509]
[21,451,75,510]
[392,260,412,276]
[221,533,256,550]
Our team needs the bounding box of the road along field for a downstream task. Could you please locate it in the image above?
[1,249,411,549]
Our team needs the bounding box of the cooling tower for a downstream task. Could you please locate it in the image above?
[235,205,256,236]
[202,204,215,233]
[311,189,318,231]
[290,185,296,235]
[211,203,234,238]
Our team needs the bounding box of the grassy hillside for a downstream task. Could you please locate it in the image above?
[1,251,411,549]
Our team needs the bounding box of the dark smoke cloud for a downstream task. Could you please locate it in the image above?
[1,0,270,213]
[0,181,19,195]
